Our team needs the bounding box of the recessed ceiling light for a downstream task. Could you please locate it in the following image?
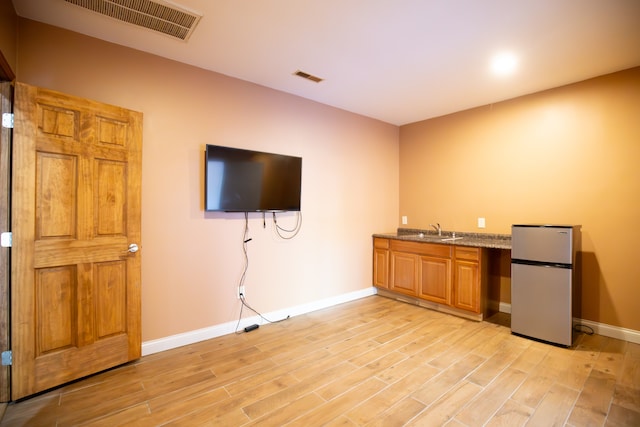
[490,52,518,76]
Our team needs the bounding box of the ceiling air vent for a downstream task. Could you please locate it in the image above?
[294,70,324,83]
[64,0,202,41]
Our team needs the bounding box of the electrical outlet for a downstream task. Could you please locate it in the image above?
[237,285,245,299]
[477,217,486,228]
[402,216,408,225]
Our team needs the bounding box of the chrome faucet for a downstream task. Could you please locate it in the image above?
[430,223,442,236]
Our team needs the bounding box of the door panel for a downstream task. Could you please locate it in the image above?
[95,159,126,235]
[11,83,142,400]
[37,152,78,238]
[95,261,127,337]
[35,266,76,354]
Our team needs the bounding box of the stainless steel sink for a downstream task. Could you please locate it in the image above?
[410,233,439,240]
[405,234,463,242]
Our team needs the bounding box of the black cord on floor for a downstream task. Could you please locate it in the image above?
[239,294,290,325]
[573,324,595,335]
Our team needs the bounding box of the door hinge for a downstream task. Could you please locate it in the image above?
[0,232,11,248]
[1,351,11,366]
[1,113,13,129]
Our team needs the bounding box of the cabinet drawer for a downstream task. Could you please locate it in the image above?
[374,238,390,249]
[391,240,452,258]
[455,246,480,261]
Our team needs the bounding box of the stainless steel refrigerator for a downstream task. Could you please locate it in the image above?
[511,224,580,346]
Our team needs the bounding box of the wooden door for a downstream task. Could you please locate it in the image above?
[11,83,142,400]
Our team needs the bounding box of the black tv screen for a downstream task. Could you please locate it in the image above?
[205,145,302,212]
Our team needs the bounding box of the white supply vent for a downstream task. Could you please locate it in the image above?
[64,0,202,41]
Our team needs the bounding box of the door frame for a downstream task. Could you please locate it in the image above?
[0,81,12,402]
[0,50,16,83]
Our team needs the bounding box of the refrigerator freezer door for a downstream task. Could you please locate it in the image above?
[511,226,573,264]
[511,263,573,346]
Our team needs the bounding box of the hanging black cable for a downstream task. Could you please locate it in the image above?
[234,212,290,334]
[234,212,251,334]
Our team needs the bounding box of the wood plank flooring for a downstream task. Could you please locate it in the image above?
[1,295,639,426]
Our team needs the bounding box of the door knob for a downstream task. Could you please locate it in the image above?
[128,243,139,253]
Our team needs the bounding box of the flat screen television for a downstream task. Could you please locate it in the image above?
[205,144,302,212]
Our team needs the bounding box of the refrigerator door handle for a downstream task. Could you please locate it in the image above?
[511,259,571,269]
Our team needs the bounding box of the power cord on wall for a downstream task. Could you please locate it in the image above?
[272,211,302,239]
[234,212,290,334]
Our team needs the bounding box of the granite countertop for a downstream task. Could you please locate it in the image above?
[373,228,512,250]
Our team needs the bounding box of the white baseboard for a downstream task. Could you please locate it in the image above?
[498,302,640,345]
[143,291,640,356]
[141,287,377,356]
[499,302,511,314]
[575,318,640,345]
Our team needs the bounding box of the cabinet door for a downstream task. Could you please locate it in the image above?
[453,260,480,313]
[390,252,418,296]
[419,255,451,305]
[373,247,389,288]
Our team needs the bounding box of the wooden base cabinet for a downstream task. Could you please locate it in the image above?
[389,240,452,300]
[373,238,488,320]
[419,255,452,305]
[453,260,480,312]
[373,238,390,289]
[452,246,488,315]
[390,251,419,295]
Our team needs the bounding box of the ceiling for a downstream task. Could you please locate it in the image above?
[11,0,640,125]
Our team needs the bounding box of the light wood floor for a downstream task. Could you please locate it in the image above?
[2,295,639,426]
